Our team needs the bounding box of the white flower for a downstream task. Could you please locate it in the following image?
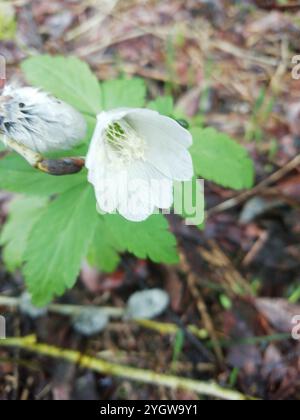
[86,108,193,222]
[0,85,87,153]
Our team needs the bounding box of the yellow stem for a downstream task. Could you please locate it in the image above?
[0,335,253,400]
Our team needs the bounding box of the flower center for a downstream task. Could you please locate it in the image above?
[104,120,146,164]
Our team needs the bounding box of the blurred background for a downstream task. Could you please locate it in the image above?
[1,0,300,400]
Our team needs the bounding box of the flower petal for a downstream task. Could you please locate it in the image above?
[87,154,120,214]
[125,110,193,181]
[118,161,173,221]
[126,109,192,148]
[147,140,193,181]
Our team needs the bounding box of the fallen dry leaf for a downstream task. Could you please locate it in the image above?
[255,298,300,333]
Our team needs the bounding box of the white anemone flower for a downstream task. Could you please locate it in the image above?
[86,108,194,222]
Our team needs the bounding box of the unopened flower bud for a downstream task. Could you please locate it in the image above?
[0,85,87,153]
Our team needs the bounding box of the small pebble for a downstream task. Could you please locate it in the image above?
[72,308,109,336]
[125,289,170,320]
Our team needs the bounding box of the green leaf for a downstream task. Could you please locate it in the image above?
[0,196,48,272]
[148,96,174,115]
[23,184,98,306]
[101,78,146,110]
[0,154,85,196]
[21,55,102,115]
[87,218,122,273]
[190,127,255,190]
[103,214,179,264]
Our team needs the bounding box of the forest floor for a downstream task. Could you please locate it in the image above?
[0,0,300,400]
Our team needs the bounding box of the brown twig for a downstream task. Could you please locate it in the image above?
[180,252,224,367]
[207,154,300,217]
[199,240,253,297]
[242,231,269,267]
